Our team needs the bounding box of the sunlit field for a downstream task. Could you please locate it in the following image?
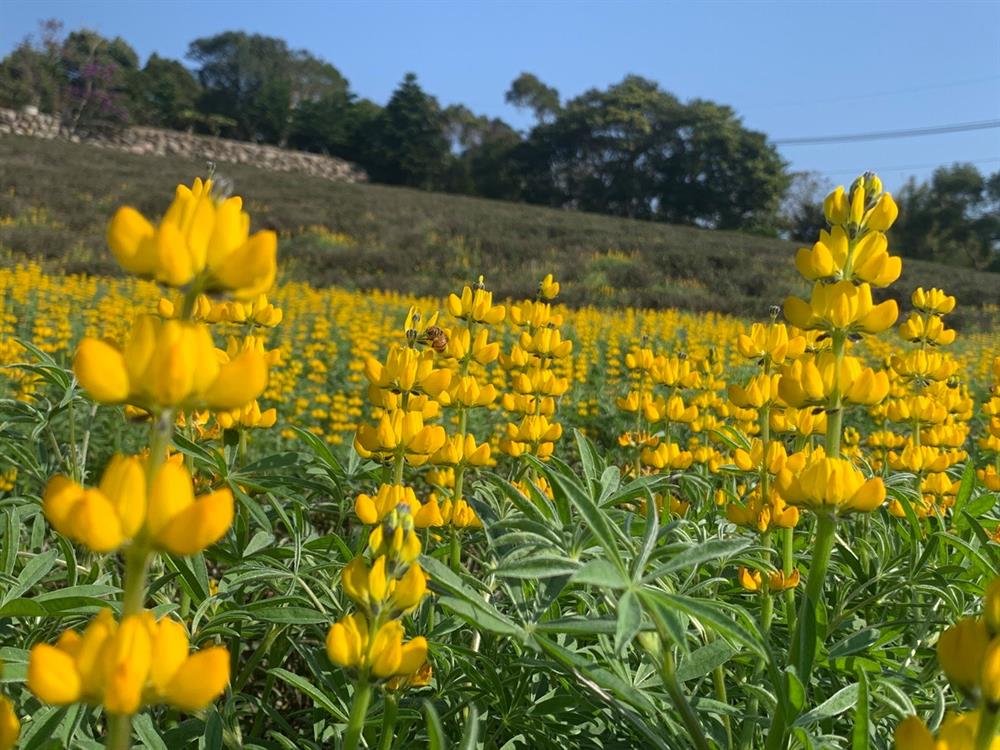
[0,171,998,750]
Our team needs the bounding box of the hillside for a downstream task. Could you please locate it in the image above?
[1,134,998,326]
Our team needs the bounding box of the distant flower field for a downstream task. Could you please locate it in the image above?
[0,173,998,749]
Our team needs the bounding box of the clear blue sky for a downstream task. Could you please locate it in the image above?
[2,0,998,193]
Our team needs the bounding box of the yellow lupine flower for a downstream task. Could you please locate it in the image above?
[912,287,957,315]
[354,484,443,528]
[431,433,492,467]
[776,450,885,514]
[354,409,447,465]
[937,617,990,691]
[899,312,957,346]
[446,281,505,325]
[342,556,427,614]
[736,322,805,366]
[738,567,799,593]
[538,273,560,300]
[28,610,229,714]
[778,353,889,408]
[108,177,276,297]
[74,315,267,412]
[43,457,233,556]
[326,614,428,679]
[784,280,898,335]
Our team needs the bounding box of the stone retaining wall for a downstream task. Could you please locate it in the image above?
[0,107,366,183]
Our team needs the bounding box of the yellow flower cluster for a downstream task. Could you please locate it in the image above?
[28,609,229,714]
[25,175,280,738]
[896,579,1000,749]
[500,275,572,460]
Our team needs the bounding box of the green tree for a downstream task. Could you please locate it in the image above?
[780,171,830,243]
[129,54,200,129]
[520,75,787,231]
[187,31,348,145]
[894,164,1000,270]
[368,73,449,189]
[0,20,65,114]
[505,72,560,124]
[440,105,524,198]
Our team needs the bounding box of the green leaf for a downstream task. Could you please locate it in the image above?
[424,700,448,750]
[268,668,348,721]
[644,538,751,581]
[133,713,169,750]
[494,555,580,579]
[458,704,480,750]
[641,589,765,657]
[4,549,57,604]
[614,589,642,654]
[952,460,976,519]
[437,595,524,637]
[852,669,870,750]
[785,667,806,715]
[676,639,738,682]
[203,709,224,750]
[792,683,860,727]
[242,606,327,625]
[572,558,629,589]
[0,598,47,617]
[829,627,881,658]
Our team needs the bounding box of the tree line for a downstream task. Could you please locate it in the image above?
[1,22,996,266]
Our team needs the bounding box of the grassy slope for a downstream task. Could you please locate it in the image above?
[1,134,998,326]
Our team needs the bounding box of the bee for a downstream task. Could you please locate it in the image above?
[422,326,449,353]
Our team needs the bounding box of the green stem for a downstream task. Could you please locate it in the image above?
[707,631,732,749]
[660,649,711,750]
[392,453,404,486]
[782,527,796,633]
[449,527,461,572]
[977,705,1000,750]
[789,512,837,687]
[377,693,399,750]
[344,679,373,750]
[106,411,173,750]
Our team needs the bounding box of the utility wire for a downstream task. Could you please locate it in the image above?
[747,74,1000,111]
[810,156,1000,177]
[775,119,1000,146]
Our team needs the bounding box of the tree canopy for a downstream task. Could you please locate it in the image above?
[0,22,991,251]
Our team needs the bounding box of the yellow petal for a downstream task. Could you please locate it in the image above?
[74,339,129,403]
[28,644,81,705]
[107,207,156,276]
[146,462,195,538]
[163,647,230,712]
[153,489,233,555]
[210,231,277,298]
[204,352,268,411]
[148,617,190,693]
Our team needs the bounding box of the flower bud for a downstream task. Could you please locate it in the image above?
[866,193,898,231]
[823,186,849,225]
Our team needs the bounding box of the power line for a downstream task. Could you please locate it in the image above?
[809,156,1000,177]
[747,74,1000,111]
[774,119,1000,146]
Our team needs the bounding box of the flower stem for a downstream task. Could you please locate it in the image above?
[376,693,399,750]
[344,679,373,750]
[659,649,711,750]
[789,512,837,688]
[106,411,173,750]
[977,705,1000,750]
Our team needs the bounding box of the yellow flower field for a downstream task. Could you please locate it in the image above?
[0,172,999,749]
